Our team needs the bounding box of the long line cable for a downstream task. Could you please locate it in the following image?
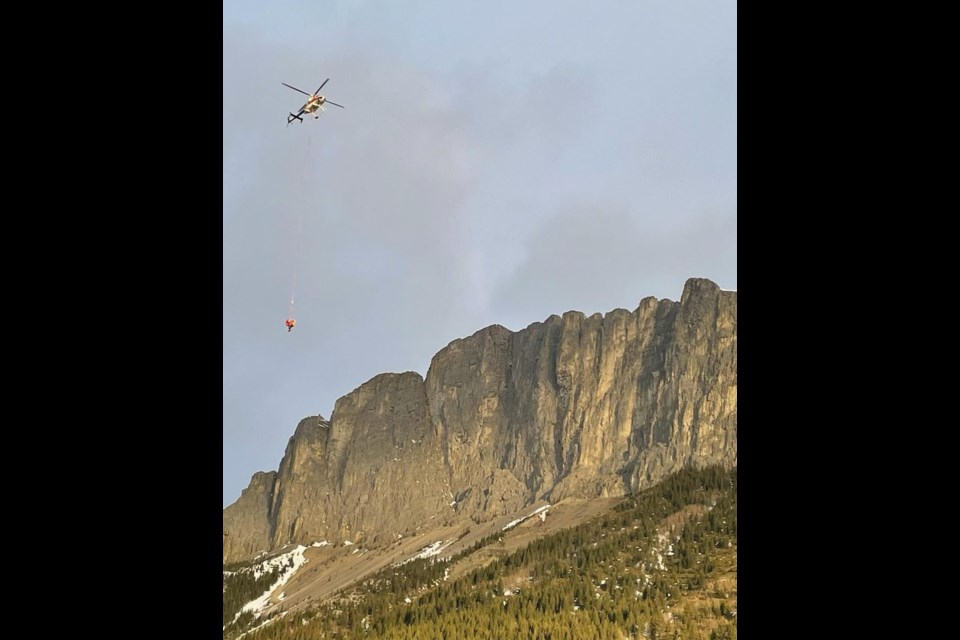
[287,131,311,326]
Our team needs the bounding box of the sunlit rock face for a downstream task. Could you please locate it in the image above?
[224,278,736,564]
[222,471,277,563]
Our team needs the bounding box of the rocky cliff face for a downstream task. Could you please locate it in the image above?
[266,373,452,551]
[224,278,736,563]
[222,471,277,563]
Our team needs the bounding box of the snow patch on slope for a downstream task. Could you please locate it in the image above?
[502,505,550,531]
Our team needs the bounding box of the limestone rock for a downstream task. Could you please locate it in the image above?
[222,471,276,563]
[223,278,737,563]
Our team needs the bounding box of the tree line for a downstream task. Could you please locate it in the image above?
[223,465,737,639]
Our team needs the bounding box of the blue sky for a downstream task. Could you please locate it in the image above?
[223,0,736,507]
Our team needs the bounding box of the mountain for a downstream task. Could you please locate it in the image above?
[223,466,738,639]
[223,277,736,565]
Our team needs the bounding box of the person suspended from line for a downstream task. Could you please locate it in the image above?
[285,318,296,333]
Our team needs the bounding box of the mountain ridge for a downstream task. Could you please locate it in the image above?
[224,277,736,564]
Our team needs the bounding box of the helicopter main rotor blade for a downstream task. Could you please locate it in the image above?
[282,82,312,97]
[325,101,345,108]
[315,79,330,95]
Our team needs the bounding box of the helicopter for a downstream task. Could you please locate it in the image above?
[283,79,345,125]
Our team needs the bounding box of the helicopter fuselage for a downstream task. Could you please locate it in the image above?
[302,96,325,113]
